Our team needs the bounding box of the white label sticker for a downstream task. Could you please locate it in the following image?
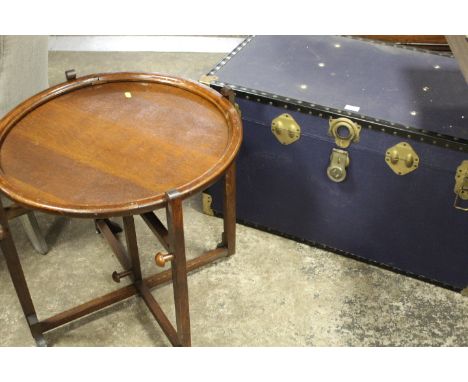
[344,104,360,112]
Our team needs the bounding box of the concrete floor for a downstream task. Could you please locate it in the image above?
[0,50,467,346]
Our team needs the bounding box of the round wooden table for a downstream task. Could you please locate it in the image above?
[0,72,242,346]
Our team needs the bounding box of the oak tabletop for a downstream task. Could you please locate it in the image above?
[0,72,242,218]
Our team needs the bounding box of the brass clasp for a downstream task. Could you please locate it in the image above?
[385,142,419,175]
[271,113,301,145]
[327,148,350,183]
[454,160,468,211]
[329,117,361,148]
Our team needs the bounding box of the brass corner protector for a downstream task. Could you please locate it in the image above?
[453,161,468,211]
[202,193,214,216]
[199,75,219,86]
[454,160,468,200]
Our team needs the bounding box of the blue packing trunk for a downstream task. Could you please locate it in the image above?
[202,36,468,292]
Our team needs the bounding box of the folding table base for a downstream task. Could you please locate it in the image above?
[0,162,236,347]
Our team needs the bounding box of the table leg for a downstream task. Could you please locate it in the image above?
[122,214,182,346]
[222,161,237,255]
[122,216,142,281]
[166,190,191,347]
[0,200,46,346]
[2,160,236,347]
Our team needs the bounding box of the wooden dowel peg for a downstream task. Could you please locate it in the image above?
[155,252,174,267]
[112,269,132,283]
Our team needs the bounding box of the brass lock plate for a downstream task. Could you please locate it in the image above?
[327,148,350,183]
[385,142,419,175]
[271,113,301,145]
[329,117,361,148]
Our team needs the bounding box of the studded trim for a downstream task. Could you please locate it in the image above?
[207,36,468,153]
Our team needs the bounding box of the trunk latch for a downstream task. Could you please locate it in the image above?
[329,117,361,148]
[385,142,419,175]
[327,148,350,183]
[271,113,301,145]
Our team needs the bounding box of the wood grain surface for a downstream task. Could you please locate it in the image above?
[0,73,242,217]
[358,35,450,51]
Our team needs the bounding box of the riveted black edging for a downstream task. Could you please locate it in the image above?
[207,35,468,153]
